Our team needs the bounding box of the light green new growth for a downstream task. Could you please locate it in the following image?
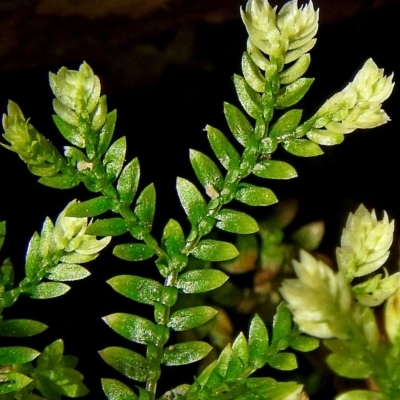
[0,0,397,399]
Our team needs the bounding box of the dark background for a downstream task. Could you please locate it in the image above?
[0,0,400,398]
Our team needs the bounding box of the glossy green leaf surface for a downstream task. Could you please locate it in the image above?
[224,102,253,147]
[269,109,302,140]
[113,243,154,262]
[134,183,156,230]
[326,353,373,379]
[39,174,80,189]
[275,78,314,109]
[0,346,40,364]
[253,160,297,180]
[242,52,265,92]
[189,150,223,190]
[0,319,48,337]
[272,303,292,347]
[162,341,212,366]
[168,306,218,331]
[176,269,228,293]
[268,352,297,371]
[99,347,148,382]
[36,339,64,369]
[117,158,140,205]
[176,177,207,225]
[279,54,311,84]
[215,209,258,234]
[0,372,32,394]
[307,129,344,146]
[290,336,319,352]
[66,196,111,218]
[103,136,126,181]
[107,275,163,305]
[103,313,156,344]
[283,138,323,157]
[85,218,128,236]
[248,314,269,368]
[192,239,239,262]
[52,114,85,147]
[25,232,41,279]
[47,263,90,281]
[235,184,278,206]
[24,282,70,299]
[206,125,240,170]
[162,219,185,256]
[233,74,263,119]
[101,378,138,400]
[98,110,117,156]
[0,221,5,251]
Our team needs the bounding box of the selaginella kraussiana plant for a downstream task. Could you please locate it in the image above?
[0,0,395,399]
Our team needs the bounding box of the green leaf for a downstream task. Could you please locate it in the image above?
[215,209,258,234]
[224,102,253,147]
[189,150,223,190]
[0,372,32,394]
[99,347,148,382]
[162,219,185,256]
[192,239,239,262]
[107,275,163,306]
[307,129,344,146]
[168,306,218,331]
[242,52,265,92]
[101,378,138,400]
[0,346,40,364]
[227,333,249,379]
[269,109,302,140]
[0,221,5,251]
[134,184,156,231]
[253,160,297,180]
[162,341,212,366]
[248,314,269,368]
[103,313,156,344]
[117,158,140,205]
[290,336,319,352]
[85,218,128,236]
[275,78,314,109]
[98,110,117,156]
[103,136,126,181]
[176,177,207,225]
[268,352,297,371]
[66,196,111,218]
[25,232,41,279]
[206,125,240,170]
[39,174,80,189]
[326,353,373,379]
[336,390,387,400]
[113,244,154,262]
[283,139,323,157]
[279,54,311,85]
[0,319,48,337]
[28,163,60,177]
[52,114,85,147]
[47,263,90,281]
[24,282,70,299]
[272,303,292,348]
[233,74,263,119]
[176,269,228,293]
[235,183,278,206]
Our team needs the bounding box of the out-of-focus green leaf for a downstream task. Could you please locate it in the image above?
[268,352,297,371]
[101,378,138,400]
[290,336,319,352]
[117,158,140,205]
[113,244,154,262]
[176,269,228,293]
[24,282,70,299]
[275,78,314,109]
[0,221,5,251]
[0,319,48,337]
[103,136,126,181]
[39,174,80,189]
[326,353,373,379]
[134,184,156,231]
[176,178,207,225]
[291,221,324,251]
[279,54,311,84]
[162,341,212,366]
[98,110,117,156]
[47,263,90,281]
[0,372,32,394]
[283,138,323,157]
[85,218,127,236]
[103,313,156,344]
[248,314,269,368]
[192,239,239,262]
[224,102,253,147]
[235,183,277,207]
[99,347,148,382]
[269,110,302,140]
[215,209,258,234]
[253,160,297,180]
[0,346,40,364]
[168,306,218,331]
[66,196,111,218]
[233,74,263,119]
[107,275,162,305]
[189,150,223,191]
[336,390,387,400]
[206,125,240,170]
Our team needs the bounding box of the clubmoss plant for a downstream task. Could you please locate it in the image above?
[0,0,397,399]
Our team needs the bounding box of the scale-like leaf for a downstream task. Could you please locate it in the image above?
[168,306,218,331]
[66,196,111,218]
[0,221,5,251]
[24,282,70,299]
[113,243,154,262]
[224,102,253,147]
[103,136,126,181]
[225,333,249,381]
[269,109,302,140]
[290,336,319,352]
[107,275,163,305]
[326,353,373,379]
[0,372,32,394]
[253,160,297,180]
[39,174,80,189]
[272,303,292,348]
[206,125,240,170]
[283,138,323,157]
[47,263,90,281]
[0,319,47,337]
[268,352,297,371]
[99,347,148,382]
[25,232,41,279]
[101,378,138,400]
[0,347,40,364]
[275,78,314,109]
[162,219,185,256]
[242,52,265,92]
[189,150,223,190]
[279,54,311,84]
[52,115,85,147]
[98,110,117,156]
[162,341,212,366]
[192,239,239,262]
[307,129,344,146]
[176,269,228,293]
[233,74,263,119]
[85,218,128,236]
[117,158,140,205]
[103,313,156,344]
[176,177,207,225]
[248,314,269,368]
[134,184,156,231]
[235,184,277,206]
[215,209,258,234]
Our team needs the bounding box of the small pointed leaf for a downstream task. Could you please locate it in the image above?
[66,196,111,218]
[249,314,269,368]
[290,336,319,352]
[162,341,212,366]
[98,110,117,156]
[269,109,302,140]
[307,129,344,146]
[242,52,265,92]
[52,115,85,147]
[113,244,154,262]
[272,303,292,348]
[192,239,239,262]
[275,78,314,109]
[176,178,207,225]
[216,209,258,234]
[268,352,297,371]
[24,282,70,299]
[168,306,218,331]
[336,390,387,400]
[279,54,311,84]
[0,221,5,251]
[47,263,90,281]
[0,372,32,394]
[25,232,41,279]
[39,174,80,189]
[117,158,140,205]
[101,378,138,400]
[104,136,126,181]
[134,184,156,231]
[85,218,128,236]
[176,269,228,293]
[326,353,373,379]
[283,139,323,157]
[253,160,297,180]
[233,74,263,119]
[0,347,40,364]
[189,150,223,190]
[0,319,48,337]
[223,102,253,147]
[162,219,185,256]
[235,184,278,206]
